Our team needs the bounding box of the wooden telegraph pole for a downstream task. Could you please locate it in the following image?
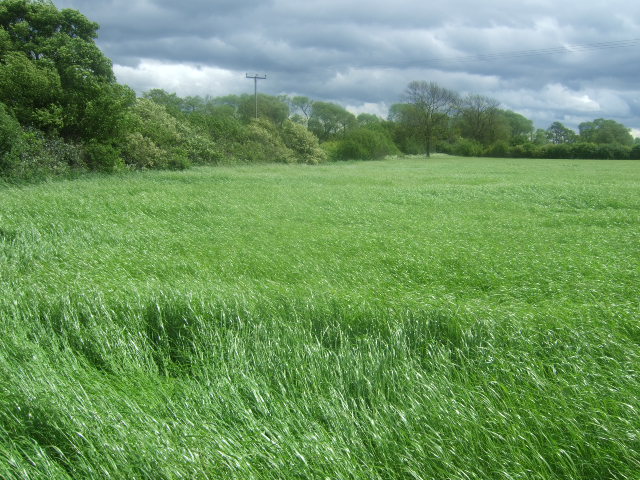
[245,73,267,118]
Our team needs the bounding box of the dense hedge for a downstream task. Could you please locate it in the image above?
[440,139,636,160]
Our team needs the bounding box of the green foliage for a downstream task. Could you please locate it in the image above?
[500,109,534,144]
[308,101,356,141]
[333,126,399,161]
[287,94,314,122]
[442,137,484,157]
[630,144,640,160]
[402,81,459,156]
[508,142,539,158]
[0,0,134,148]
[1,102,85,179]
[388,103,425,154]
[456,94,503,146]
[546,122,577,144]
[84,140,122,172]
[142,88,185,116]
[0,51,63,133]
[0,101,20,158]
[238,93,289,125]
[237,117,295,163]
[122,132,165,169]
[122,98,218,169]
[579,118,634,146]
[281,119,327,164]
[483,140,510,157]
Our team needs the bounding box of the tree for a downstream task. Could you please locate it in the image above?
[143,89,185,116]
[0,0,134,145]
[402,81,459,156]
[546,122,577,144]
[287,95,314,124]
[579,118,633,145]
[237,93,289,125]
[308,101,356,141]
[0,50,63,133]
[500,109,534,144]
[456,94,501,146]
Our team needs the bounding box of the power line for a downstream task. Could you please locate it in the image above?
[418,38,640,66]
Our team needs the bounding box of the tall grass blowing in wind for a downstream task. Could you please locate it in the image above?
[0,156,638,479]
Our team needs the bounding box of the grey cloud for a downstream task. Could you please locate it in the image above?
[52,0,640,130]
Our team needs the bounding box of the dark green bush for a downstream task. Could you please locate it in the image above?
[84,141,123,172]
[446,138,484,157]
[567,143,597,159]
[0,103,23,170]
[484,141,510,157]
[333,127,399,161]
[630,144,640,160]
[594,143,630,160]
[509,143,540,158]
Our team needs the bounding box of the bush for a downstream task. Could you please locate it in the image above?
[444,138,484,157]
[1,105,83,180]
[236,118,295,164]
[84,141,123,172]
[483,141,510,157]
[568,143,598,159]
[281,120,327,165]
[182,132,222,166]
[630,144,640,160]
[333,127,399,161]
[510,143,540,158]
[122,132,166,169]
[0,103,24,172]
[594,143,630,160]
[125,98,219,168]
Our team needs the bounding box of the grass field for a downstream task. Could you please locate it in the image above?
[1,155,639,479]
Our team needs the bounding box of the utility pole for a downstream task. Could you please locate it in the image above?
[245,73,267,119]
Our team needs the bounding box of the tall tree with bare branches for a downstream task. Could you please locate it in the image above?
[403,81,459,156]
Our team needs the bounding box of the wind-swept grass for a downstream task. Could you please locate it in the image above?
[1,156,639,479]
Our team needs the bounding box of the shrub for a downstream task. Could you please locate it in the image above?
[122,132,166,169]
[510,143,540,158]
[236,118,295,163]
[0,103,24,172]
[594,143,630,160]
[281,120,327,165]
[484,141,510,158]
[568,143,598,159]
[84,141,123,172]
[320,140,341,161]
[182,132,222,166]
[1,105,83,179]
[333,127,399,161]
[446,138,484,157]
[125,98,219,168]
[630,144,640,160]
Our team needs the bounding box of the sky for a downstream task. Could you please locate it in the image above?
[52,0,640,135]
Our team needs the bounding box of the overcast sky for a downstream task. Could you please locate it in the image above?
[53,0,640,134]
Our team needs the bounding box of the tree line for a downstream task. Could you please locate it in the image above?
[1,1,638,181]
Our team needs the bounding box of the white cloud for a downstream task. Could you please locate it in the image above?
[345,102,390,118]
[113,60,243,97]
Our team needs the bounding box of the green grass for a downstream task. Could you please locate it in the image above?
[0,156,638,479]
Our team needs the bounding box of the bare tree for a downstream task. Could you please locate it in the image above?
[457,94,501,145]
[403,81,459,156]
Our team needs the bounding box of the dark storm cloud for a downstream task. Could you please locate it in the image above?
[53,0,640,131]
